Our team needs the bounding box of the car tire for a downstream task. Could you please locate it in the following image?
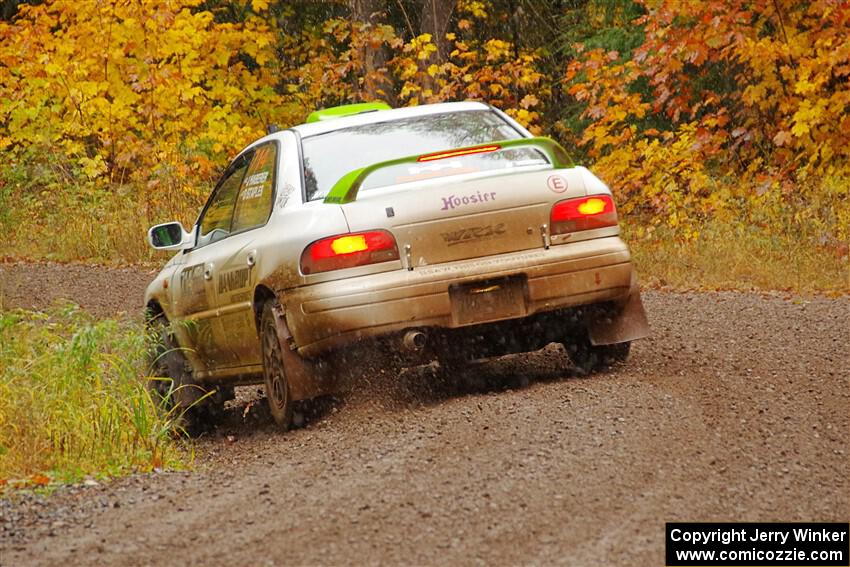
[260,301,293,430]
[563,333,631,376]
[147,315,224,435]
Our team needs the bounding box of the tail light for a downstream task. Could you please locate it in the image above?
[550,194,618,235]
[301,230,400,274]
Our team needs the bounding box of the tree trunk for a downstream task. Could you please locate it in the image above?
[349,0,391,102]
[418,0,454,62]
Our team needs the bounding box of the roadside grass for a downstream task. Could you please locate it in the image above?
[625,220,849,295]
[0,181,846,295]
[0,304,186,490]
[0,181,198,264]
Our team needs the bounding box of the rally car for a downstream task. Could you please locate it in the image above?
[145,101,650,429]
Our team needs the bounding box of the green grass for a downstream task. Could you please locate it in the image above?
[0,304,186,489]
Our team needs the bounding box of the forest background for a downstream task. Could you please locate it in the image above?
[0,0,847,292]
[0,0,848,485]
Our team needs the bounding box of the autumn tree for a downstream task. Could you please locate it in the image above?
[0,0,290,213]
[349,0,394,101]
[0,0,845,261]
[419,0,455,61]
[565,0,849,241]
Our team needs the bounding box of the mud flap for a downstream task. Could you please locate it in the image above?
[271,303,331,400]
[587,277,650,346]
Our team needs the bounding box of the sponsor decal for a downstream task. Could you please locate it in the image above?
[243,171,269,187]
[408,160,463,175]
[416,250,544,275]
[440,190,497,211]
[277,183,295,208]
[240,171,269,200]
[218,267,251,294]
[180,263,205,296]
[177,263,208,314]
[547,174,568,193]
[441,223,506,246]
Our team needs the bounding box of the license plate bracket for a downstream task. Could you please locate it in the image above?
[450,276,528,327]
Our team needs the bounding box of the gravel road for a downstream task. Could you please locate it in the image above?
[1,262,848,566]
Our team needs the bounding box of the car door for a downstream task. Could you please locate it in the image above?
[211,142,279,368]
[173,151,252,369]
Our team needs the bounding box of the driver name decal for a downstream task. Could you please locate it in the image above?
[440,190,497,211]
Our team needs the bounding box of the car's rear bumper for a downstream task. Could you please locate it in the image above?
[283,236,634,358]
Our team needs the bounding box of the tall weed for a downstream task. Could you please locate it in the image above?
[0,305,185,485]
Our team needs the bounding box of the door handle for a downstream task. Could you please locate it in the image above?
[204,263,214,280]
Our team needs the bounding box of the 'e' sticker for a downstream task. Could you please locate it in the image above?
[547,174,568,193]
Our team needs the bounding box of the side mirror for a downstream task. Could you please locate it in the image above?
[148,221,192,250]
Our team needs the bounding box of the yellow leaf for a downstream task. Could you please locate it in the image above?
[251,0,269,11]
[794,79,815,95]
[790,122,810,137]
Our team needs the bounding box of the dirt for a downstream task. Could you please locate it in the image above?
[0,261,156,317]
[1,262,848,566]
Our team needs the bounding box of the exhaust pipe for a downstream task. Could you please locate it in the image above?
[402,330,427,352]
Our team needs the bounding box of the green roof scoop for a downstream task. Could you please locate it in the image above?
[306,101,392,123]
[323,137,574,205]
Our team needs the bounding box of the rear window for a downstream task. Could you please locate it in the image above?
[301,110,546,201]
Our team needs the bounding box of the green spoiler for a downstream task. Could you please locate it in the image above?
[323,137,574,205]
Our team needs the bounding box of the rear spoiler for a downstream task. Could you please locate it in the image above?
[323,137,574,205]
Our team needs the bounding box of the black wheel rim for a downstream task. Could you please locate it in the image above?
[262,319,288,410]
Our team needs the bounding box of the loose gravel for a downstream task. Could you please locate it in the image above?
[0,263,847,566]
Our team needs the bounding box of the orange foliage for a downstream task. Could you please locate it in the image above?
[0,0,845,256]
[566,0,850,239]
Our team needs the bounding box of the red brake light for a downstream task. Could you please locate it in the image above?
[417,145,501,162]
[550,194,617,235]
[301,230,400,274]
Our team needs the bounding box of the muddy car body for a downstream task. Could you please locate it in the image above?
[145,101,650,428]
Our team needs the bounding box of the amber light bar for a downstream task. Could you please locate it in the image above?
[417,145,502,162]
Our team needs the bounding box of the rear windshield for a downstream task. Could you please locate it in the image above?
[300,110,547,201]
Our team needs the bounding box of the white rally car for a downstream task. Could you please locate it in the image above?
[145,101,650,430]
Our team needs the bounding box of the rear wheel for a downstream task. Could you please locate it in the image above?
[260,301,293,430]
[563,333,631,376]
